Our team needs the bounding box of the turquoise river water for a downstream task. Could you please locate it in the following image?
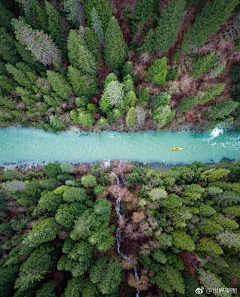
[0,126,240,165]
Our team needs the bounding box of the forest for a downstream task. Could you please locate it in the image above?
[0,0,239,132]
[1,159,240,296]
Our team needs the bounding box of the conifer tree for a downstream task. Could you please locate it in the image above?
[126,107,137,127]
[104,17,128,70]
[140,0,186,53]
[45,1,64,51]
[0,28,20,64]
[5,64,35,90]
[47,70,72,100]
[191,52,218,78]
[67,30,97,76]
[0,3,13,29]
[12,19,62,68]
[85,0,112,30]
[64,0,85,25]
[91,8,104,43]
[132,0,157,30]
[85,27,102,61]
[147,57,168,85]
[67,66,97,97]
[155,0,186,52]
[181,0,239,53]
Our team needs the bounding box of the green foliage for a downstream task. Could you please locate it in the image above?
[201,168,230,182]
[199,204,216,217]
[44,163,61,178]
[5,64,35,90]
[45,1,63,51]
[200,83,226,104]
[90,257,122,294]
[0,265,19,296]
[148,187,167,201]
[15,246,52,290]
[91,8,104,44]
[178,96,197,113]
[216,231,240,251]
[223,206,240,217]
[38,191,62,212]
[152,105,173,126]
[152,0,187,53]
[104,17,128,70]
[70,108,95,127]
[67,30,97,77]
[35,281,56,297]
[23,218,58,248]
[133,0,156,30]
[210,101,239,121]
[191,52,217,78]
[151,265,185,294]
[198,219,223,235]
[181,0,239,53]
[64,0,84,25]
[147,58,168,85]
[12,18,62,68]
[173,231,195,251]
[0,3,13,28]
[81,174,97,188]
[0,28,19,64]
[47,71,72,100]
[85,27,102,61]
[105,80,124,107]
[63,187,87,202]
[198,269,230,297]
[126,107,137,127]
[197,237,223,256]
[67,66,97,97]
[86,0,112,30]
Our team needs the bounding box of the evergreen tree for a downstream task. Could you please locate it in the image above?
[126,107,137,127]
[181,0,239,53]
[15,246,52,291]
[178,96,198,113]
[5,64,36,90]
[68,66,98,97]
[64,0,85,25]
[142,0,186,53]
[104,17,128,70]
[47,70,72,100]
[85,0,112,30]
[191,52,218,78]
[147,57,168,85]
[91,8,104,43]
[90,257,122,295]
[0,28,20,64]
[12,19,62,68]
[45,1,64,51]
[67,30,97,76]
[85,27,102,61]
[133,0,157,30]
[35,281,56,297]
[0,3,13,29]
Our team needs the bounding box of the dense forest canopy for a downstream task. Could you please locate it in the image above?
[1,159,240,296]
[0,0,239,132]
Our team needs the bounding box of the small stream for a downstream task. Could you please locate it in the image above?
[111,163,140,297]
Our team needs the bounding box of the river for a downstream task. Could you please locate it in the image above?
[0,126,240,165]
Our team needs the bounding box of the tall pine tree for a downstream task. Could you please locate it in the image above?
[47,70,72,100]
[64,0,85,26]
[12,18,62,69]
[181,0,239,53]
[91,8,104,43]
[45,1,64,51]
[0,28,20,64]
[104,17,127,70]
[67,30,97,76]
[85,0,112,30]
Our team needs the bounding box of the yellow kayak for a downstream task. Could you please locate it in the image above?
[170,147,184,151]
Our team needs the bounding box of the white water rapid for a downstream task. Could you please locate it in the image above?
[210,127,224,138]
[112,164,140,297]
